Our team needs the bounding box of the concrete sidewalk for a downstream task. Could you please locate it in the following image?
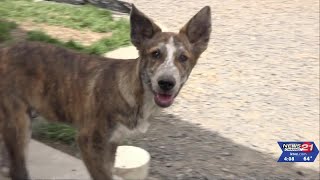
[0,140,90,180]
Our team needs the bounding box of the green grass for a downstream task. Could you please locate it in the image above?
[0,0,131,54]
[27,30,88,52]
[0,20,17,42]
[0,0,129,33]
[88,29,130,54]
[32,120,77,145]
[32,119,129,146]
[27,30,130,55]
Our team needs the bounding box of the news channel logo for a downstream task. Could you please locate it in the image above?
[277,141,319,162]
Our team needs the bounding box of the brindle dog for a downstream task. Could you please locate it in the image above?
[0,5,211,180]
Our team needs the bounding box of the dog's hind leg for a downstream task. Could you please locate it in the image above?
[0,95,31,180]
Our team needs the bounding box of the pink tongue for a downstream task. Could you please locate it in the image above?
[156,94,174,104]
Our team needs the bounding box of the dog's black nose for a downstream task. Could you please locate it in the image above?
[158,78,176,91]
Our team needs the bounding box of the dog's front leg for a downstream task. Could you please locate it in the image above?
[77,130,118,180]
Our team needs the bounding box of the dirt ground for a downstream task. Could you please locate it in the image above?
[5,21,111,46]
[16,21,112,45]
[133,115,320,179]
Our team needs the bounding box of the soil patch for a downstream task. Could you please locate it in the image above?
[17,21,112,45]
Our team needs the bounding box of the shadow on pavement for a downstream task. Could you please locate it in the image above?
[129,114,319,180]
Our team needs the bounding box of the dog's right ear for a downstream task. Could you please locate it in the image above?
[130,4,162,48]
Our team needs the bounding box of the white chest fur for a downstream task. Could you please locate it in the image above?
[109,93,159,143]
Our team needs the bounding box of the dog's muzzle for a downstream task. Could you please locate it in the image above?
[153,76,177,108]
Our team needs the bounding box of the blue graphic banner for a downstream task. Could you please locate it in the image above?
[278,141,319,162]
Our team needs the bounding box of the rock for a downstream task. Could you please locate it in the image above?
[221,168,230,172]
[176,173,185,180]
[225,174,236,179]
[220,152,233,156]
[296,170,304,176]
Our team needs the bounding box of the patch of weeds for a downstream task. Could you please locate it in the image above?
[27,30,130,55]
[27,30,89,53]
[32,117,131,147]
[27,30,61,44]
[0,20,17,42]
[0,0,129,33]
[32,119,77,145]
[88,24,130,54]
[1,0,131,53]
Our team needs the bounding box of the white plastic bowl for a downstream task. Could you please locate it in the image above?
[114,146,151,180]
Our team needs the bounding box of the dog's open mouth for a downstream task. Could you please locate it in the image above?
[154,93,175,107]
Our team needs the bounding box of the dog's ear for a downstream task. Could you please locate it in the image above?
[180,6,211,56]
[130,4,162,48]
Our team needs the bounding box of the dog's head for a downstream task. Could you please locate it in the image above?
[131,5,211,108]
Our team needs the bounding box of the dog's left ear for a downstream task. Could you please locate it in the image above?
[180,6,212,56]
[130,4,162,49]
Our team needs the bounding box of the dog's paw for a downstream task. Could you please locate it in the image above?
[0,157,10,177]
[113,175,124,180]
[0,144,10,177]
[0,166,9,177]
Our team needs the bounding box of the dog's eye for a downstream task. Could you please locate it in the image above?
[151,49,161,59]
[179,54,188,62]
